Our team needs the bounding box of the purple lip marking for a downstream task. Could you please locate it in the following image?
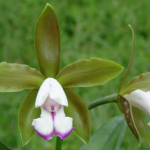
[51,112,55,121]
[55,127,75,139]
[58,105,61,109]
[32,115,74,140]
[51,106,55,111]
[32,125,54,140]
[43,104,47,110]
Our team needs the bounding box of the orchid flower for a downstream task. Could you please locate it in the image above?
[32,78,74,140]
[0,3,123,146]
[118,73,150,146]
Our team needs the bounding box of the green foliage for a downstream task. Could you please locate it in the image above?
[57,58,123,87]
[0,141,10,150]
[79,116,126,150]
[0,0,150,150]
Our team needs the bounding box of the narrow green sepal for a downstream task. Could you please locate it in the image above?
[118,95,141,146]
[35,3,60,78]
[0,62,45,92]
[19,89,40,146]
[132,107,150,146]
[119,25,134,93]
[57,58,123,88]
[64,88,91,144]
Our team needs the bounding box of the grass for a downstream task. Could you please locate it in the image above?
[0,0,150,149]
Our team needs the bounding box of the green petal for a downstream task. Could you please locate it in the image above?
[79,116,126,150]
[120,72,150,95]
[0,142,10,150]
[35,3,60,78]
[118,95,140,146]
[64,88,91,144]
[132,107,150,146]
[0,62,45,92]
[56,58,123,87]
[19,89,40,146]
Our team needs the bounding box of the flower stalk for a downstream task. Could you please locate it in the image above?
[87,94,118,110]
[55,137,62,150]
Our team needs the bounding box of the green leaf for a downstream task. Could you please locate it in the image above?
[118,95,140,145]
[79,116,126,150]
[132,107,150,146]
[56,58,123,87]
[120,72,150,95]
[35,3,60,78]
[0,142,10,150]
[0,62,45,92]
[64,88,91,144]
[19,89,40,146]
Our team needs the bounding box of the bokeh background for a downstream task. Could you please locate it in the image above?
[0,0,150,149]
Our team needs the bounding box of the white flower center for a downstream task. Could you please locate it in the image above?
[42,95,61,112]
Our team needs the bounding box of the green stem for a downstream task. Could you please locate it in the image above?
[55,137,62,150]
[87,93,118,110]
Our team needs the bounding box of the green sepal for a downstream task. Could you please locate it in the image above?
[35,3,60,78]
[57,58,123,87]
[118,95,140,146]
[120,72,150,95]
[19,89,40,146]
[0,62,45,92]
[64,88,91,144]
[0,142,10,150]
[79,116,126,150]
[119,25,134,93]
[132,107,150,146]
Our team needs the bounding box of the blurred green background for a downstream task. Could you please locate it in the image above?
[0,0,150,149]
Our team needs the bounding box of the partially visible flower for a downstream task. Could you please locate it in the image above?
[32,78,74,140]
[117,25,150,145]
[118,73,150,145]
[123,89,150,117]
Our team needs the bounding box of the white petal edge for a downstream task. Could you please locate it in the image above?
[32,108,54,140]
[123,89,150,116]
[54,107,74,139]
[48,78,68,106]
[35,78,51,107]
